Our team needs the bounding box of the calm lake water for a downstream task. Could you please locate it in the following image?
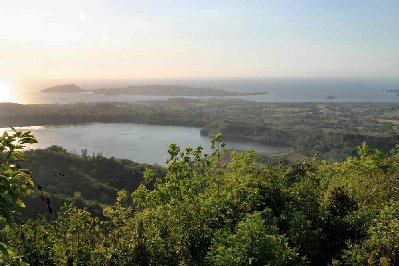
[3,78,399,104]
[0,123,284,165]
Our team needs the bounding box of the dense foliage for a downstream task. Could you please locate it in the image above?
[0,128,37,264]
[20,146,164,218]
[1,130,399,265]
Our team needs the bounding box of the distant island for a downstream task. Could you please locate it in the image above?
[41,84,267,97]
[41,84,84,93]
[326,95,337,100]
[385,89,399,96]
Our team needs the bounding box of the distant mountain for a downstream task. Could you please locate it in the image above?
[385,89,399,96]
[41,84,267,96]
[326,95,337,100]
[93,85,267,97]
[41,84,84,93]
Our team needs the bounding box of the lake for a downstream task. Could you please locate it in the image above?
[0,123,285,165]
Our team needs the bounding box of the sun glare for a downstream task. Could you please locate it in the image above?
[0,82,13,102]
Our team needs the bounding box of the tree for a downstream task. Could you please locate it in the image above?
[206,211,306,266]
[0,128,37,264]
[340,203,399,265]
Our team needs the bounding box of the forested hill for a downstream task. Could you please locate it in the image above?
[2,130,399,265]
[1,100,399,161]
[20,146,164,218]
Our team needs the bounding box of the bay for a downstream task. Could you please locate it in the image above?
[0,123,285,165]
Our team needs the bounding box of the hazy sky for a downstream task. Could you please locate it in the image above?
[0,0,398,81]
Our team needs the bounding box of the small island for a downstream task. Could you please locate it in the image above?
[41,84,84,93]
[41,84,267,97]
[385,89,399,96]
[326,95,337,100]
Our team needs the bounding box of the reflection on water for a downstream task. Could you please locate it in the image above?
[0,123,285,165]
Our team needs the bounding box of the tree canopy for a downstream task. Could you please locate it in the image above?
[1,130,399,265]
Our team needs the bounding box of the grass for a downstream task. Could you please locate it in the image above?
[378,119,399,125]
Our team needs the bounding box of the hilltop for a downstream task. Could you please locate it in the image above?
[3,129,399,265]
[41,84,84,93]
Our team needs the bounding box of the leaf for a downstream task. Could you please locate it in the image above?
[380,257,389,266]
[17,199,26,208]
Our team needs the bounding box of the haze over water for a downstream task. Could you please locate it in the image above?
[3,78,399,104]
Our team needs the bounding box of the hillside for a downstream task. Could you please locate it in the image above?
[20,146,164,217]
[2,130,399,265]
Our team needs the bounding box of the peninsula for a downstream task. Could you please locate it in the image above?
[41,84,267,97]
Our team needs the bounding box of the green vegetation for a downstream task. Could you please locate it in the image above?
[1,100,399,161]
[20,146,164,218]
[0,128,37,264]
[2,129,399,265]
[377,119,399,125]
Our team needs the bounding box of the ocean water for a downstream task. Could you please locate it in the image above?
[3,78,399,104]
[2,78,398,164]
[0,123,285,165]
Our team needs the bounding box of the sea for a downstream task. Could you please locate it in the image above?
[1,77,399,164]
[3,77,399,104]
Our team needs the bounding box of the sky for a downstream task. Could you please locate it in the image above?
[0,0,398,82]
